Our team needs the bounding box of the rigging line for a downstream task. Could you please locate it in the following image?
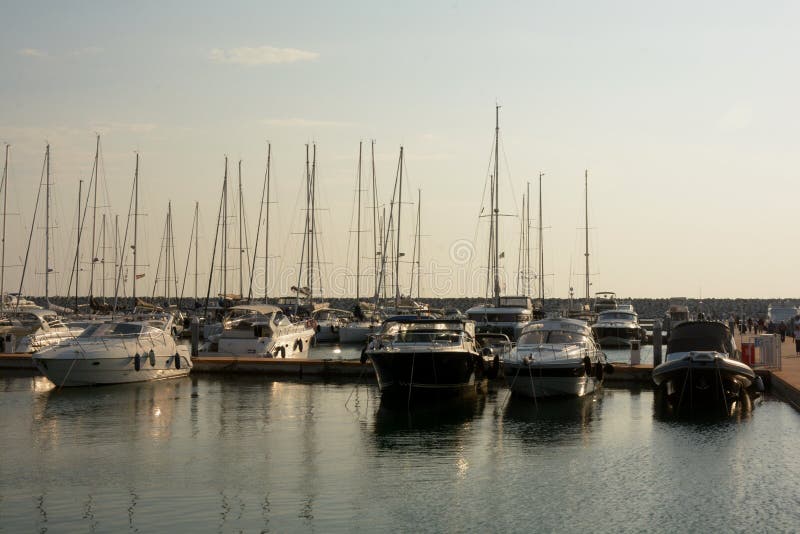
[203,178,226,317]
[64,172,97,300]
[112,166,137,313]
[150,208,167,300]
[178,204,197,307]
[15,154,46,308]
[248,146,270,303]
[170,204,180,304]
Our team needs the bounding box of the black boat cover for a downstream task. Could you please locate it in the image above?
[666,321,733,355]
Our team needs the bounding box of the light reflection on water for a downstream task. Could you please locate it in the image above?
[0,369,798,532]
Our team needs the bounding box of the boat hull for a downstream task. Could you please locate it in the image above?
[33,349,191,387]
[652,354,756,416]
[338,323,381,344]
[504,362,600,398]
[367,349,479,398]
[214,328,315,358]
[592,326,642,348]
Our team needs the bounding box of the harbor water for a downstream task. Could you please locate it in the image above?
[1,345,799,532]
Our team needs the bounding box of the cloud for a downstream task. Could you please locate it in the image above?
[90,121,158,133]
[70,46,103,57]
[209,46,319,65]
[261,118,354,128]
[18,48,47,58]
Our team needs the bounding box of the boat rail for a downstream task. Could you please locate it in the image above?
[512,343,601,363]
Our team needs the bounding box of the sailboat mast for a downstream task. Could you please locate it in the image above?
[194,201,199,301]
[165,201,172,303]
[101,213,106,300]
[416,189,421,299]
[493,106,500,306]
[1,144,8,307]
[310,144,317,300]
[264,144,271,303]
[394,146,403,308]
[89,134,99,296]
[238,159,243,297]
[356,141,362,302]
[538,171,544,303]
[45,144,51,309]
[371,140,379,299]
[222,157,228,297]
[526,181,531,297]
[76,179,82,312]
[132,153,139,303]
[584,169,590,303]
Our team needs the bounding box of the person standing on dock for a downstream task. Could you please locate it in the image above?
[794,317,800,356]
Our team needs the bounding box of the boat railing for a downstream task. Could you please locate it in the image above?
[516,343,600,363]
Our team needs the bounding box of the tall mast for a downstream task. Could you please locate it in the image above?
[76,179,82,312]
[114,215,119,300]
[101,213,106,300]
[526,181,531,297]
[238,159,243,297]
[194,201,199,300]
[45,144,51,309]
[493,106,501,306]
[310,144,317,300]
[132,152,139,303]
[89,134,99,297]
[0,144,8,307]
[370,140,379,299]
[264,144,271,303]
[222,157,228,297]
[356,141,362,301]
[394,146,404,308]
[416,189,421,299]
[165,201,172,303]
[584,169,590,304]
[538,171,544,303]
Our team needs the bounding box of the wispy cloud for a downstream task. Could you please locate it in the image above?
[261,118,354,128]
[18,48,47,58]
[70,46,103,57]
[209,46,319,65]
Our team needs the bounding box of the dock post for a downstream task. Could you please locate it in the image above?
[653,319,662,366]
[191,316,200,357]
[630,339,641,365]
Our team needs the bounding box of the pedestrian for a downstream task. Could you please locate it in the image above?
[794,317,800,356]
[747,317,753,333]
[779,321,787,342]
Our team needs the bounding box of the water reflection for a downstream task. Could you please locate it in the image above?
[501,393,600,446]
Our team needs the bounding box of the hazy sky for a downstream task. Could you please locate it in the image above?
[1,1,798,300]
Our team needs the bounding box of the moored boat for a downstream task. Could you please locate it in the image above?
[591,308,644,348]
[652,321,763,416]
[365,317,483,400]
[504,318,609,398]
[32,313,191,387]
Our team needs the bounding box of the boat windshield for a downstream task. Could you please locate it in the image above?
[518,330,590,345]
[599,312,636,321]
[395,330,463,344]
[467,312,529,322]
[79,322,144,338]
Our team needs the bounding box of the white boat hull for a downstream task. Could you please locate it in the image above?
[33,348,191,387]
[504,366,599,398]
[214,328,315,358]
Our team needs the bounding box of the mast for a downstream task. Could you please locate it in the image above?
[0,144,8,307]
[526,181,531,297]
[222,157,228,297]
[371,140,379,299]
[89,134,99,297]
[76,179,82,312]
[114,215,118,299]
[356,141,362,302]
[194,201,199,300]
[492,106,501,306]
[45,144,51,309]
[264,144,271,303]
[101,213,106,300]
[310,144,317,300]
[132,152,139,303]
[166,201,172,304]
[584,169,590,304]
[394,146,403,308]
[238,159,243,297]
[416,189,421,299]
[538,171,544,303]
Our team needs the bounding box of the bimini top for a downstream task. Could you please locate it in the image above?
[228,304,283,315]
[666,321,733,355]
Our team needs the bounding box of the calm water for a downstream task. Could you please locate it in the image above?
[1,345,799,532]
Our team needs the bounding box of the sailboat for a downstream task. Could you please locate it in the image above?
[567,170,597,323]
[466,107,540,341]
[33,152,192,385]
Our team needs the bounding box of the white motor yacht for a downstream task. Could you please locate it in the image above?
[32,313,191,387]
[466,296,540,341]
[205,304,315,358]
[0,308,84,353]
[310,308,353,343]
[504,318,609,398]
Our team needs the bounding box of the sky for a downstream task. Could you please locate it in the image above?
[1,1,799,300]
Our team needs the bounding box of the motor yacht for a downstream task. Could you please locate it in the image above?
[591,309,644,348]
[0,308,83,353]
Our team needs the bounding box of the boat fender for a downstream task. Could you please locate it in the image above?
[330,325,335,332]
[360,346,368,364]
[474,355,485,375]
[172,326,178,336]
[175,352,181,369]
[493,354,500,371]
[604,363,615,375]
[481,347,493,357]
[293,339,303,354]
[583,356,592,376]
[316,324,321,333]
[149,349,156,367]
[595,361,604,381]
[134,353,141,371]
[273,346,286,358]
